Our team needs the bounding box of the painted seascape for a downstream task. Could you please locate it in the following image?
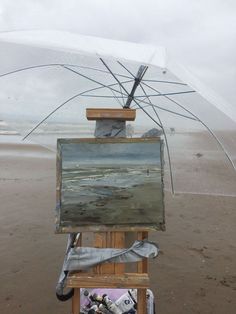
[57,139,164,231]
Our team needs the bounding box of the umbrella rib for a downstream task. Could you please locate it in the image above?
[110,88,123,108]
[99,58,130,97]
[150,108,175,193]
[142,79,188,86]
[0,63,132,79]
[62,65,128,97]
[79,92,194,98]
[117,61,135,78]
[22,79,132,140]
[68,65,133,79]
[0,63,60,78]
[132,97,197,121]
[134,90,196,97]
[79,90,195,98]
[142,82,236,170]
[142,81,199,118]
[78,95,129,98]
[131,99,163,128]
[139,83,175,194]
[118,82,126,106]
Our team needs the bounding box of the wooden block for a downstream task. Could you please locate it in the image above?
[86,108,136,121]
[67,273,150,289]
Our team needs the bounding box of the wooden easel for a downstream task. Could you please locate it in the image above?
[67,231,149,314]
[66,109,150,314]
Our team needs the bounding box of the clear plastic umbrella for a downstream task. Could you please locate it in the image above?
[0,30,235,196]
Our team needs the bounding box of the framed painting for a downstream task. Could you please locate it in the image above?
[55,137,165,233]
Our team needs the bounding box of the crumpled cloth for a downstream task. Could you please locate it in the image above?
[65,240,159,271]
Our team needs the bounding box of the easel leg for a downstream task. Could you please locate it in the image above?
[137,232,148,314]
[72,234,82,313]
[137,289,147,314]
[72,288,80,314]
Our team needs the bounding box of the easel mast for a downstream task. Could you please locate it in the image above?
[67,108,149,314]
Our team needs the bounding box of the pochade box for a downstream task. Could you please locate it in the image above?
[55,137,165,233]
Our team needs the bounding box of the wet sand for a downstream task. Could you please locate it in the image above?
[0,140,236,314]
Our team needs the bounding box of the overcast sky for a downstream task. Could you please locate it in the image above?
[0,0,235,106]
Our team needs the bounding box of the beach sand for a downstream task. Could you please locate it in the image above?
[0,138,236,314]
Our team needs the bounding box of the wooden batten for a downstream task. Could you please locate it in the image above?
[86,108,136,121]
[67,273,150,289]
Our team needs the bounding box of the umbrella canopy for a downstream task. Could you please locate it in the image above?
[0,30,235,196]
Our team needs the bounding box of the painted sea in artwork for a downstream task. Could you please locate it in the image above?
[58,139,164,231]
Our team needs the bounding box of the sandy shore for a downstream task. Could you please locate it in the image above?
[0,139,236,314]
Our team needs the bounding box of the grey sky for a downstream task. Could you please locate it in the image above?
[0,0,235,106]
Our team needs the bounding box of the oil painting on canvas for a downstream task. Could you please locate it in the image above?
[56,138,164,232]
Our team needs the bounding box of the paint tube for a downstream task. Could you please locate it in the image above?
[115,290,136,313]
[102,295,122,314]
[98,303,112,314]
[84,290,103,304]
[87,304,99,314]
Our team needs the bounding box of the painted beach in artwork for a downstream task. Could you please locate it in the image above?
[57,138,164,231]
